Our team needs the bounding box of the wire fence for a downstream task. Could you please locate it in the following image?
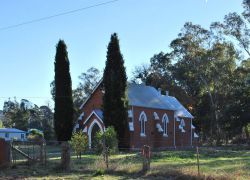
[3,140,249,179]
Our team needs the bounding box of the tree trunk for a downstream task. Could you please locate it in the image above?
[200,76,221,144]
[61,141,71,171]
[244,125,250,144]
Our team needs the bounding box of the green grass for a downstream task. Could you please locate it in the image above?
[1,147,249,179]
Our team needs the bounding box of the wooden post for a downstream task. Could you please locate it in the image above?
[39,140,45,164]
[32,142,35,161]
[196,146,200,176]
[44,142,47,166]
[142,145,151,172]
[105,147,109,169]
[102,136,109,169]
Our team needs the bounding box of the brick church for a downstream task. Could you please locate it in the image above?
[75,79,198,149]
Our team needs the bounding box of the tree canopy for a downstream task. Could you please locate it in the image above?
[54,40,74,142]
[103,33,129,148]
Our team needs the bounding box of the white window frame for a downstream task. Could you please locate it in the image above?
[162,113,169,137]
[179,119,186,133]
[139,111,147,137]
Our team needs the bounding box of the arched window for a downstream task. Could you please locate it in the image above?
[162,113,169,136]
[139,111,147,136]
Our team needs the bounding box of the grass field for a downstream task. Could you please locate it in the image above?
[0,147,249,179]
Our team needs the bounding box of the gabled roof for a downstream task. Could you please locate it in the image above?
[79,79,103,109]
[162,96,193,118]
[0,128,26,133]
[128,83,177,111]
[79,79,193,116]
[83,109,103,125]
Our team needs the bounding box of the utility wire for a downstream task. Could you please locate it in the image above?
[0,0,120,31]
[0,97,68,99]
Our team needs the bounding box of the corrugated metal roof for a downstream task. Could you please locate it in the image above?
[162,96,193,118]
[0,128,26,133]
[80,82,193,119]
[128,83,177,111]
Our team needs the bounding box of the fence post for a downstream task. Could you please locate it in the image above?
[142,145,151,172]
[196,146,200,176]
[102,136,109,169]
[39,140,46,165]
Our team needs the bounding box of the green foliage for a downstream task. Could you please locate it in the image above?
[132,52,192,105]
[3,99,29,130]
[0,120,3,128]
[54,40,74,141]
[133,18,249,144]
[70,131,88,158]
[103,33,129,148]
[39,106,55,140]
[27,128,44,141]
[73,67,101,123]
[51,67,101,126]
[95,126,118,154]
[170,24,241,143]
[28,129,44,137]
[3,99,55,140]
[93,169,105,176]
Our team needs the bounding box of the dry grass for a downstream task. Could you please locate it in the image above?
[0,148,249,179]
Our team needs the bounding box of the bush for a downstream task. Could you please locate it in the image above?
[93,169,105,176]
[95,126,118,155]
[27,129,44,141]
[70,131,88,158]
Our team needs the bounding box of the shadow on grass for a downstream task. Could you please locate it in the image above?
[1,149,249,179]
[104,168,220,180]
[0,158,96,179]
[0,160,218,180]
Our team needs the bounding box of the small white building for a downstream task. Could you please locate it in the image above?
[0,128,26,141]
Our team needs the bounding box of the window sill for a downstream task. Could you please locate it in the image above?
[140,133,146,137]
[163,134,168,137]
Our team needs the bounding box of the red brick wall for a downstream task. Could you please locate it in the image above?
[175,117,192,147]
[79,85,104,126]
[79,83,194,149]
[84,114,105,131]
[129,106,175,149]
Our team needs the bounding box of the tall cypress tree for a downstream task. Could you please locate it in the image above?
[54,40,73,170]
[103,33,129,148]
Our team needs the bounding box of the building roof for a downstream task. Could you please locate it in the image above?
[0,128,26,133]
[162,96,193,118]
[79,80,193,118]
[128,83,177,111]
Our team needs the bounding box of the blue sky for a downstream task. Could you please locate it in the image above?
[0,0,243,109]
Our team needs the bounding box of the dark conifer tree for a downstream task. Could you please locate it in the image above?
[103,33,129,148]
[54,40,73,170]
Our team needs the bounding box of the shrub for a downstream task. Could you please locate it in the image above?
[70,131,88,159]
[95,126,118,155]
[27,129,44,141]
